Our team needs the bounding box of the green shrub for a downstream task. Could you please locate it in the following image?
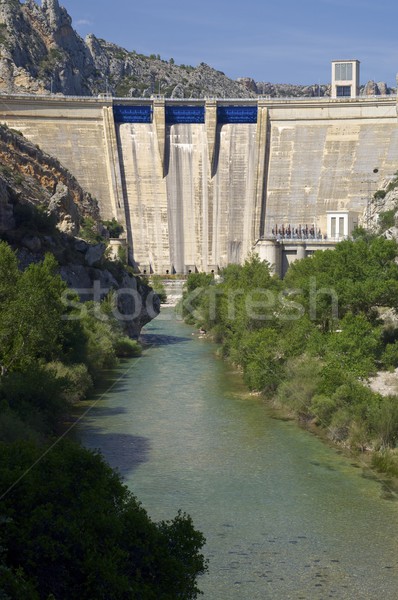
[328,408,351,442]
[79,216,103,243]
[45,361,93,402]
[150,274,167,303]
[371,449,398,477]
[0,440,207,600]
[381,341,398,369]
[0,368,68,434]
[82,318,118,375]
[310,394,337,425]
[378,209,396,231]
[114,337,142,357]
[103,218,124,238]
[276,356,320,416]
[0,409,41,444]
[367,395,398,448]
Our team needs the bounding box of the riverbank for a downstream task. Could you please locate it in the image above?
[0,242,207,599]
[210,334,398,498]
[182,244,398,486]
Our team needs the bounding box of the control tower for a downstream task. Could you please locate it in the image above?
[331,60,360,98]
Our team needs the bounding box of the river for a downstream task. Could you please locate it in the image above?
[78,308,398,599]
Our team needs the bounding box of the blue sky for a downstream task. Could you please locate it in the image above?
[61,0,397,86]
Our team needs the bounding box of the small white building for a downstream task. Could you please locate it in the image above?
[326,210,359,240]
[331,60,360,98]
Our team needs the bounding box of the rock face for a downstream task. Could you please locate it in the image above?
[0,1,394,98]
[255,82,331,97]
[361,173,398,236]
[0,123,99,223]
[362,80,390,96]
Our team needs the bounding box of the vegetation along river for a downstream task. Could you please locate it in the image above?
[78,308,398,599]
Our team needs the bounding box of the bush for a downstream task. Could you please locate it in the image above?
[378,209,396,231]
[381,341,398,369]
[0,368,68,434]
[0,409,41,444]
[328,408,351,442]
[310,394,337,425]
[79,217,103,243]
[45,361,93,402]
[371,449,398,477]
[0,440,208,600]
[103,218,124,239]
[113,337,142,358]
[276,356,321,417]
[150,274,167,303]
[373,189,386,200]
[367,395,398,448]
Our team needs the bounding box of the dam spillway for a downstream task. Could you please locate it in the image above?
[0,94,397,273]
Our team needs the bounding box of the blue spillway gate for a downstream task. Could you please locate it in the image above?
[217,106,258,124]
[112,104,258,124]
[113,105,152,123]
[165,105,205,124]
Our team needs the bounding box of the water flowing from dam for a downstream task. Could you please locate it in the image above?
[78,309,398,599]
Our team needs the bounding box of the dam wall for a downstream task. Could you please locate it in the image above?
[114,102,262,273]
[265,99,398,236]
[0,97,117,220]
[0,94,397,273]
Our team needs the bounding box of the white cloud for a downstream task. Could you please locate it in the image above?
[76,19,93,27]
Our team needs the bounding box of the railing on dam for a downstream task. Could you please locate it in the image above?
[0,92,395,106]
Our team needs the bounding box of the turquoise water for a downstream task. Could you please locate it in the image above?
[79,309,398,599]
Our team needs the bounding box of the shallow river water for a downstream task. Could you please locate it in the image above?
[78,309,398,599]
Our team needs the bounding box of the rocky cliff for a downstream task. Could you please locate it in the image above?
[0,0,394,98]
[361,172,398,240]
[0,123,159,336]
[0,0,254,97]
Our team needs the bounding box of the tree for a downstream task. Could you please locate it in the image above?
[0,441,207,600]
[0,251,67,374]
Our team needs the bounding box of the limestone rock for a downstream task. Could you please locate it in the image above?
[117,272,160,338]
[361,174,398,236]
[48,182,79,235]
[85,242,105,266]
[0,123,100,226]
[171,83,184,98]
[383,226,398,240]
[236,77,258,94]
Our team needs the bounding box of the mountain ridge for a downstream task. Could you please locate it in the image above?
[0,0,395,98]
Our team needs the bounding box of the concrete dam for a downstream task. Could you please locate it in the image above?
[0,94,397,275]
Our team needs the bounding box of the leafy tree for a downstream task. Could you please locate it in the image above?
[324,312,382,377]
[103,218,124,239]
[0,441,207,600]
[0,248,67,375]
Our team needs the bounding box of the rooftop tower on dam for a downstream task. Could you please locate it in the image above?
[0,66,397,276]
